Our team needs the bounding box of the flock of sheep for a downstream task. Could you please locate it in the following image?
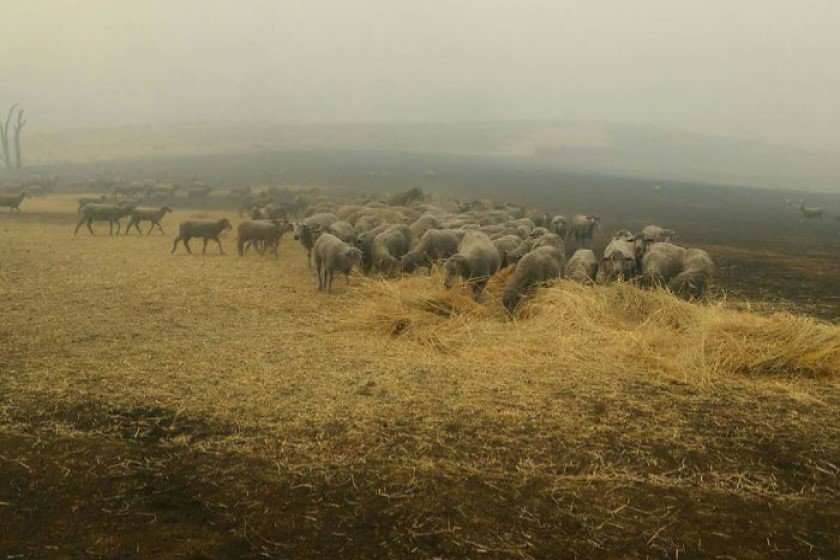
[66,186,716,313]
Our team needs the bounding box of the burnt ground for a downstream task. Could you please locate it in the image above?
[2,151,839,559]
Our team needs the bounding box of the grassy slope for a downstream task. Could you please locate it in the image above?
[0,196,838,558]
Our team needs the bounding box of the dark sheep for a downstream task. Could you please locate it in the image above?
[237,220,293,257]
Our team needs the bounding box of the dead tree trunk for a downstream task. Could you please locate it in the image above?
[0,104,16,172]
[13,108,25,171]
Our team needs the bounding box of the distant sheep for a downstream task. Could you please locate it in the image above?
[313,233,363,292]
[0,192,26,212]
[570,215,601,247]
[798,203,824,220]
[171,218,232,254]
[443,231,500,298]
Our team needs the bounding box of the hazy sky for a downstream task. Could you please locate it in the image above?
[4,1,839,151]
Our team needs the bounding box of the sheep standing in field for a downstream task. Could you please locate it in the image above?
[641,242,687,286]
[74,203,136,235]
[124,206,172,235]
[237,220,293,257]
[569,214,601,248]
[293,213,339,267]
[798,202,824,220]
[171,218,232,254]
[549,215,569,240]
[313,233,363,292]
[400,228,463,273]
[669,249,714,299]
[565,249,598,283]
[357,224,391,275]
[502,246,565,313]
[443,231,500,298]
[371,224,412,276]
[0,192,26,212]
[597,232,638,282]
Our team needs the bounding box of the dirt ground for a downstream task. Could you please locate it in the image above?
[1,194,838,559]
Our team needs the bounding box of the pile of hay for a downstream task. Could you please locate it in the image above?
[354,273,839,380]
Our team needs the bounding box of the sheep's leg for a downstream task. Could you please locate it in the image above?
[237,239,245,256]
[215,237,224,255]
[202,237,208,254]
[86,220,95,235]
[326,270,334,292]
[146,222,154,235]
[74,217,86,235]
[316,260,323,290]
[307,249,312,268]
[114,220,122,235]
[171,236,181,253]
[157,222,165,235]
[256,240,266,256]
[183,237,192,254]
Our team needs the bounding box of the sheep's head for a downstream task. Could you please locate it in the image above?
[293,223,305,240]
[220,218,232,230]
[161,206,173,214]
[344,246,363,269]
[443,255,467,290]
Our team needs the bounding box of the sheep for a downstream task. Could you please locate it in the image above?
[565,249,598,283]
[171,218,232,254]
[77,196,109,213]
[505,218,536,234]
[597,234,638,282]
[502,233,565,267]
[549,214,569,239]
[312,233,363,292]
[74,203,136,235]
[641,225,676,242]
[669,249,714,299]
[400,229,464,273]
[385,187,424,207]
[570,214,601,247]
[798,203,824,219]
[443,231,500,298]
[493,234,524,266]
[357,224,391,275]
[323,220,359,246]
[293,213,339,267]
[502,246,564,313]
[124,206,172,235]
[237,219,293,257]
[0,192,26,212]
[408,213,445,244]
[641,242,687,286]
[371,224,412,276]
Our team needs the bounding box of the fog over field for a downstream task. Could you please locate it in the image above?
[4,1,840,190]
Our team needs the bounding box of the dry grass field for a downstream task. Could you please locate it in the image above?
[1,195,838,559]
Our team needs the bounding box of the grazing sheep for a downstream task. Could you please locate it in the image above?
[313,233,363,292]
[502,246,564,313]
[324,220,359,246]
[357,223,391,275]
[0,192,26,212]
[641,225,676,242]
[408,213,445,243]
[371,224,412,276]
[171,218,232,254]
[670,249,714,299]
[74,203,136,235]
[570,214,601,247]
[237,219,293,257]
[549,215,569,239]
[598,234,638,282]
[335,204,365,222]
[77,196,109,212]
[293,213,339,267]
[641,242,687,286]
[493,234,524,266]
[385,187,424,207]
[798,203,824,219]
[443,231,500,298]
[565,249,598,283]
[124,206,172,235]
[400,229,463,273]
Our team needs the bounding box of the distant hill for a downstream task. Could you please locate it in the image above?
[20,120,840,193]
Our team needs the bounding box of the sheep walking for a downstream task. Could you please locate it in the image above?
[74,203,136,236]
[237,220,293,257]
[124,206,172,235]
[313,233,363,292]
[0,193,26,212]
[171,218,232,255]
[443,231,500,298]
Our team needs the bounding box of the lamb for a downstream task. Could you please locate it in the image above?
[237,219,293,257]
[641,242,687,286]
[312,233,363,292]
[171,218,232,254]
[443,231,500,298]
[565,249,598,283]
[0,192,26,212]
[124,206,172,235]
[400,228,464,273]
[74,203,136,235]
[371,224,412,276]
[669,249,714,299]
[502,246,564,313]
